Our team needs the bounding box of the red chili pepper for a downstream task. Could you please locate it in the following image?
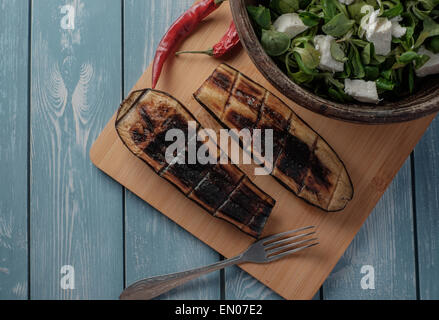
[175,21,240,58]
[152,0,225,89]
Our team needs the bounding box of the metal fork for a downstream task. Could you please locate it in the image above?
[120,226,318,300]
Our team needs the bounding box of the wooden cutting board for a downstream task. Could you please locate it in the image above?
[90,3,435,300]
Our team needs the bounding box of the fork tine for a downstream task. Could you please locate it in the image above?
[266,237,318,255]
[264,231,316,250]
[261,226,315,245]
[268,242,319,262]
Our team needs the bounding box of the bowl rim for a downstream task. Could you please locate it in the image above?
[230,0,439,124]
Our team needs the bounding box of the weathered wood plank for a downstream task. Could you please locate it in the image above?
[0,0,29,300]
[323,160,416,299]
[225,267,282,300]
[123,0,221,299]
[414,116,439,300]
[225,267,320,300]
[30,0,123,299]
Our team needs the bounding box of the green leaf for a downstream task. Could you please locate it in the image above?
[381,69,393,80]
[426,36,439,53]
[299,12,321,27]
[364,65,380,80]
[409,0,439,20]
[270,0,300,14]
[361,43,374,65]
[415,17,439,48]
[349,39,370,48]
[284,51,298,74]
[290,70,314,83]
[349,45,365,79]
[322,13,355,37]
[415,54,431,69]
[381,1,404,19]
[333,0,349,17]
[293,43,321,69]
[398,51,419,64]
[322,0,338,23]
[328,87,345,102]
[293,51,319,75]
[247,5,272,30]
[328,87,354,103]
[347,1,369,23]
[371,54,387,65]
[330,41,348,62]
[292,36,313,48]
[376,78,395,91]
[299,0,312,9]
[393,50,431,70]
[325,74,345,89]
[261,29,291,56]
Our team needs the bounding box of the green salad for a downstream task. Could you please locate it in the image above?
[247,0,439,104]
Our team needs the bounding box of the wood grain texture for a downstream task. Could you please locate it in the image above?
[0,0,29,300]
[225,266,324,299]
[323,160,416,299]
[225,266,283,300]
[30,0,123,299]
[123,0,221,299]
[90,3,436,300]
[414,116,439,300]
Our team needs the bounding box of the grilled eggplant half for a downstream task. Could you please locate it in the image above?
[116,89,275,238]
[194,64,354,212]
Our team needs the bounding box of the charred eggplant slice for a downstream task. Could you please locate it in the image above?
[116,89,275,238]
[194,64,354,212]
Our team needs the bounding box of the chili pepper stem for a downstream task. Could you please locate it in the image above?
[151,0,225,88]
[175,49,214,56]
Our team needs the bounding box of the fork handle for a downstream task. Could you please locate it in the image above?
[119,255,243,300]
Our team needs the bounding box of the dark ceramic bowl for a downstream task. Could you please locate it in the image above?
[230,0,439,124]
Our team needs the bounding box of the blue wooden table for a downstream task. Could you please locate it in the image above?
[1,0,438,300]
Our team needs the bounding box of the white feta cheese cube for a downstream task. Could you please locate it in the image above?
[344,79,380,104]
[314,35,344,72]
[339,0,354,4]
[273,13,308,39]
[391,16,406,38]
[416,47,439,77]
[364,10,392,56]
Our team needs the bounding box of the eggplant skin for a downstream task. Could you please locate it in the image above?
[194,64,354,212]
[115,89,275,238]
